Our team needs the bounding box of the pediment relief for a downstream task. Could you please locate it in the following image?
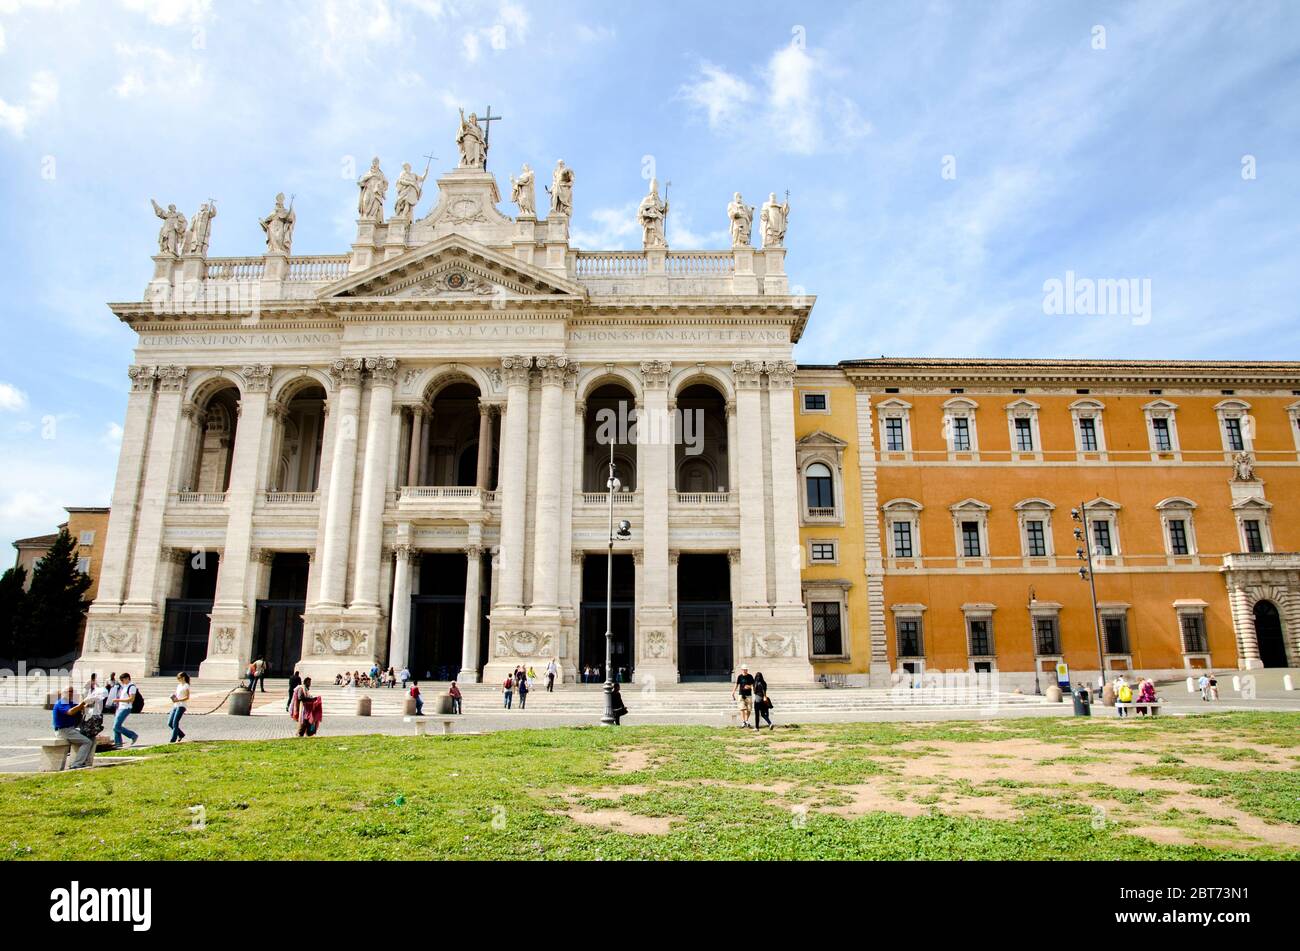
[383,261,520,300]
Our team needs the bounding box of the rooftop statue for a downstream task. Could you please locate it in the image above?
[457,109,488,169]
[393,161,429,219]
[547,159,574,217]
[728,192,754,248]
[185,200,217,256]
[151,199,186,257]
[760,191,790,249]
[510,163,536,216]
[260,192,296,255]
[638,178,669,249]
[357,157,388,222]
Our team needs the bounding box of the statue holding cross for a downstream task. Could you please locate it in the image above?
[456,108,489,169]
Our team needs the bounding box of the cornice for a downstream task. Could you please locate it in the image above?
[840,358,1300,389]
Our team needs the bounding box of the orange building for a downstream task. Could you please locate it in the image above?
[796,360,1299,688]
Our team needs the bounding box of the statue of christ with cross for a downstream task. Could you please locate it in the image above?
[456,106,501,170]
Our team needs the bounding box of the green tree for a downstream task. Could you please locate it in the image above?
[0,564,28,659]
[23,530,91,660]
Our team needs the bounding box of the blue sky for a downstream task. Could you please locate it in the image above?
[1,0,1298,545]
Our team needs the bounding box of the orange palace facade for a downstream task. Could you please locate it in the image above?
[792,359,1300,688]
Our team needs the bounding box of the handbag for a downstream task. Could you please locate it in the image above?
[78,713,104,739]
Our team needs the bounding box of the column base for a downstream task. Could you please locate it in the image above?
[197,605,255,682]
[77,608,162,681]
[456,669,480,684]
[483,610,563,685]
[734,605,816,685]
[295,609,383,680]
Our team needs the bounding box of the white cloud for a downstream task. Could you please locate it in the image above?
[118,0,212,26]
[0,69,57,138]
[460,2,529,61]
[102,421,123,448]
[679,43,871,155]
[570,203,638,250]
[112,42,202,98]
[462,30,480,62]
[0,383,29,412]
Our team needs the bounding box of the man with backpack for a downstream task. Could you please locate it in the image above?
[112,672,142,747]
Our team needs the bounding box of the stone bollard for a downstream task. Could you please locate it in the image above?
[1045,685,1063,703]
[227,686,253,716]
[1232,675,1241,692]
[1186,676,1196,693]
[1101,683,1116,706]
[435,693,454,715]
[402,696,418,716]
[1285,674,1295,691]
[356,695,371,716]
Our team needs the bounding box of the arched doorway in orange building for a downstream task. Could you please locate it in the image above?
[1253,600,1290,668]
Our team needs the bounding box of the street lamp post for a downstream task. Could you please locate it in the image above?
[1072,502,1107,691]
[601,438,630,725]
[1028,585,1042,695]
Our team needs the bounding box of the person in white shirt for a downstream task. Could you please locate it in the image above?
[113,672,140,748]
[546,659,558,692]
[168,673,191,743]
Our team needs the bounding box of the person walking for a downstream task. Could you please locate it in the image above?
[112,672,140,748]
[518,673,530,710]
[753,672,773,730]
[286,669,301,712]
[254,658,267,692]
[245,661,257,692]
[502,674,514,709]
[732,664,755,728]
[168,673,190,743]
[449,681,463,714]
[609,681,628,725]
[399,666,410,689]
[546,659,557,692]
[1197,672,1210,701]
[291,677,319,737]
[51,687,94,769]
[1209,673,1220,701]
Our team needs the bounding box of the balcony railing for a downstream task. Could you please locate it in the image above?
[398,486,489,502]
[176,491,226,504]
[675,492,732,504]
[807,506,838,519]
[666,252,736,275]
[580,492,638,506]
[574,252,648,278]
[263,491,318,504]
[286,255,351,283]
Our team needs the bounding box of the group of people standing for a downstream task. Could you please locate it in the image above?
[732,665,774,730]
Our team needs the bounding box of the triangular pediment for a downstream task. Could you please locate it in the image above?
[317,234,586,302]
[797,430,849,449]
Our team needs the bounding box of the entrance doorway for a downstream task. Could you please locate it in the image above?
[580,554,634,682]
[252,553,308,677]
[1254,600,1290,668]
[407,552,489,681]
[677,553,732,681]
[159,552,220,674]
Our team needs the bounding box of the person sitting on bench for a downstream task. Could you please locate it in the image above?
[51,687,93,769]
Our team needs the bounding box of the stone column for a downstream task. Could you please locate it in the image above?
[123,365,189,611]
[90,366,157,610]
[459,545,484,682]
[201,364,273,678]
[636,360,676,683]
[418,407,432,485]
[765,360,803,608]
[496,356,533,610]
[475,402,496,489]
[1229,584,1261,669]
[389,545,414,670]
[732,361,768,608]
[350,356,398,612]
[316,359,363,609]
[725,398,738,494]
[407,406,425,487]
[530,356,570,611]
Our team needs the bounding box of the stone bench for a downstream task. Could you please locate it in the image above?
[1115,701,1162,717]
[31,737,72,772]
[403,716,456,736]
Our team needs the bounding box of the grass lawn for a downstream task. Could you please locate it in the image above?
[2,712,1297,860]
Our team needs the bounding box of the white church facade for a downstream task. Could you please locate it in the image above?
[79,118,817,685]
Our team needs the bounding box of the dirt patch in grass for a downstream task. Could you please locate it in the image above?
[607,748,656,773]
[565,808,674,835]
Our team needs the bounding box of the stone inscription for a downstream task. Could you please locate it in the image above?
[140,332,339,348]
[568,328,787,344]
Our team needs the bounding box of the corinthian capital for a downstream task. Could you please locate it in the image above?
[156,365,189,392]
[329,358,364,388]
[242,364,273,393]
[500,355,533,387]
[536,355,573,386]
[639,360,672,389]
[731,360,763,389]
[764,360,797,388]
[365,356,399,385]
[128,365,156,392]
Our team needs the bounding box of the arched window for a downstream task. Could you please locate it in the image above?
[805,463,834,509]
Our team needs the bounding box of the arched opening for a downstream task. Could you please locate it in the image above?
[584,382,637,492]
[415,381,495,488]
[182,383,240,493]
[805,462,834,509]
[674,383,728,492]
[1253,600,1290,668]
[271,384,326,492]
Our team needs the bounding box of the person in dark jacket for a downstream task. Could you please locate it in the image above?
[609,682,628,725]
[753,672,773,730]
[286,669,302,712]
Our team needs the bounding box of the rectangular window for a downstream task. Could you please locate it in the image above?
[1092,519,1113,557]
[78,530,96,546]
[811,601,843,655]
[802,392,827,412]
[952,417,971,451]
[1102,615,1128,654]
[968,618,993,656]
[810,541,836,562]
[1152,417,1172,451]
[1078,417,1098,451]
[1243,519,1265,553]
[896,618,923,657]
[1025,520,1047,557]
[892,521,913,558]
[1224,417,1245,451]
[1034,617,1060,655]
[961,521,982,558]
[1168,519,1189,555]
[1180,614,1208,653]
[1014,417,1034,451]
[884,417,905,452]
[76,557,91,574]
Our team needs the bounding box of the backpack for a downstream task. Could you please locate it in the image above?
[130,685,145,713]
[1118,684,1132,703]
